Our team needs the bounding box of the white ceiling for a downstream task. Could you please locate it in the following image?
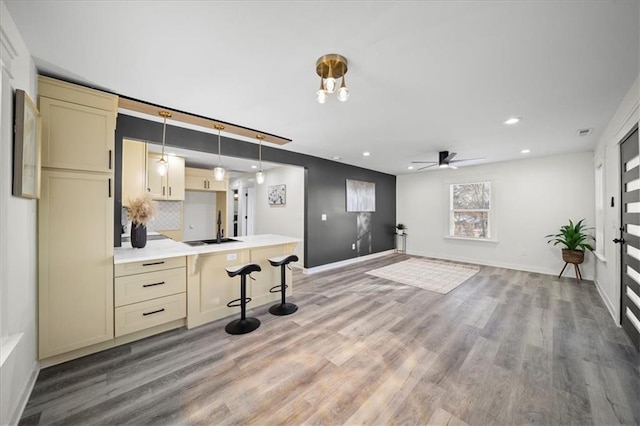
[6,1,639,175]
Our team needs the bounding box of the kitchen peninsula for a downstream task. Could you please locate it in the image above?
[114,234,299,332]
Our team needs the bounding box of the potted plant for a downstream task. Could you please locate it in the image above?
[545,219,595,264]
[127,193,157,248]
[396,223,407,235]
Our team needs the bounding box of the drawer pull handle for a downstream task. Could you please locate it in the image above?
[143,281,165,288]
[143,308,165,316]
[142,261,165,266]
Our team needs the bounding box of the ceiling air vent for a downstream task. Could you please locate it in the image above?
[577,128,592,137]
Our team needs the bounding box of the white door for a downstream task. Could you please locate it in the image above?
[239,186,255,236]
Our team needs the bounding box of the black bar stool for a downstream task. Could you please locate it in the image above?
[225,263,261,335]
[268,254,299,316]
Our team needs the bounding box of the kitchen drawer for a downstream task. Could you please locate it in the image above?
[115,293,186,337]
[115,267,186,307]
[115,256,186,277]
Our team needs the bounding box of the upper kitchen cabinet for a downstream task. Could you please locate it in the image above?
[122,139,148,207]
[38,76,117,172]
[147,153,185,200]
[185,167,228,192]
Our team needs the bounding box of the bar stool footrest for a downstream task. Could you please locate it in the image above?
[269,284,288,293]
[269,302,298,316]
[226,297,252,308]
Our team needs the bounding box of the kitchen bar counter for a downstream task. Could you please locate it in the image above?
[114,234,301,264]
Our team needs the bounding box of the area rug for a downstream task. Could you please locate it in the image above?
[366,257,479,294]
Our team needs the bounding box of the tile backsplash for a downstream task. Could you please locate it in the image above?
[122,200,182,233]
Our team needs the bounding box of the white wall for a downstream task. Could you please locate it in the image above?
[593,75,640,323]
[254,166,305,266]
[0,1,39,424]
[397,151,595,279]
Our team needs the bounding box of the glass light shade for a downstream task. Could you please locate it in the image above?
[157,158,168,176]
[337,86,350,102]
[255,171,265,184]
[316,89,327,104]
[324,77,336,93]
[213,166,225,181]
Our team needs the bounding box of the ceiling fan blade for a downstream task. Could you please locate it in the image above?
[443,152,457,162]
[411,161,437,164]
[449,157,485,163]
[417,164,437,171]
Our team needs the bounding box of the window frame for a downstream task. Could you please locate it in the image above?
[449,181,492,240]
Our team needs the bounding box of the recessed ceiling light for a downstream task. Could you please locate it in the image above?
[251,165,257,169]
[503,117,522,125]
[332,156,341,160]
[363,152,370,157]
[521,149,530,154]
[408,166,414,170]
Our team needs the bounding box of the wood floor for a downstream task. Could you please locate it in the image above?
[20,254,639,425]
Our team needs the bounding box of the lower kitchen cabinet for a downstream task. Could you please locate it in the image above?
[38,169,114,359]
[114,256,187,337]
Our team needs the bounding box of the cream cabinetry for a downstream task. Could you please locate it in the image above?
[38,77,117,360]
[147,153,185,200]
[186,243,296,328]
[39,77,116,173]
[185,167,228,192]
[114,257,187,337]
[122,139,147,206]
[38,169,114,358]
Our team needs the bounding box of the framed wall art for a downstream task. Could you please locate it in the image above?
[13,89,42,199]
[346,179,375,212]
[268,184,286,205]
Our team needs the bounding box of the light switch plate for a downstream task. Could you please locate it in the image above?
[321,214,327,221]
[227,253,237,261]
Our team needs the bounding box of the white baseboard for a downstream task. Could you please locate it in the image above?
[9,360,39,426]
[303,250,395,274]
[594,277,619,324]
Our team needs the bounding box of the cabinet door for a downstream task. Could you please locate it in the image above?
[39,169,114,359]
[185,167,210,191]
[39,97,115,172]
[147,153,167,199]
[167,156,185,200]
[122,139,147,206]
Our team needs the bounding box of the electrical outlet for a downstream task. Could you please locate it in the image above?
[321,214,327,221]
[227,253,237,261]
[352,243,356,250]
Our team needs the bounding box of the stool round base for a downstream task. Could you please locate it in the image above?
[225,317,261,335]
[269,303,298,316]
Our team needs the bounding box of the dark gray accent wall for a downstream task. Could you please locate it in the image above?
[115,114,396,268]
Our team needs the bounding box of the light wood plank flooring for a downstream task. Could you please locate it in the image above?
[20,254,639,425]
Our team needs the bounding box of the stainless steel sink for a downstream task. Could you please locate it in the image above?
[183,238,240,246]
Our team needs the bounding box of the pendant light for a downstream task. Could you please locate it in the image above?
[256,134,265,184]
[157,111,171,176]
[213,124,225,181]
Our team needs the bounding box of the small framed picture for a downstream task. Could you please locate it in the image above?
[268,184,286,205]
[13,89,41,199]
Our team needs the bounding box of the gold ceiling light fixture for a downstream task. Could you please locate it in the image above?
[213,124,226,181]
[255,134,265,184]
[316,53,350,103]
[157,111,172,176]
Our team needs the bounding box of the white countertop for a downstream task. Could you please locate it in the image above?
[114,234,301,264]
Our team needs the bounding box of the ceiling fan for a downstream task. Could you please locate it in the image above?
[411,151,484,170]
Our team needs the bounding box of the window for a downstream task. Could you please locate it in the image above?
[595,163,604,256]
[450,181,491,239]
